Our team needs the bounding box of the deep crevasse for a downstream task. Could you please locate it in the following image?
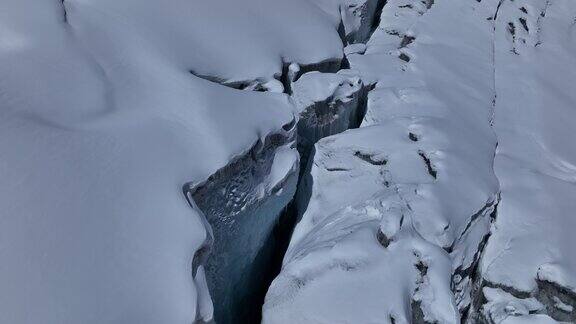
[0,0,353,322]
[1,0,575,323]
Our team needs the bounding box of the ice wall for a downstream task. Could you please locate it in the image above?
[186,123,299,323]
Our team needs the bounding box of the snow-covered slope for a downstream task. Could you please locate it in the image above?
[0,0,348,322]
[474,0,576,322]
[264,0,500,322]
[65,0,348,90]
[1,0,575,323]
[264,0,576,323]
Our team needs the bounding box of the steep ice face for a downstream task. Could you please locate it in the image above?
[291,71,369,168]
[313,0,387,44]
[340,0,387,43]
[186,123,299,323]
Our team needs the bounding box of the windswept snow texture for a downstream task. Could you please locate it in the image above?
[0,0,348,322]
[265,0,576,323]
[292,71,368,168]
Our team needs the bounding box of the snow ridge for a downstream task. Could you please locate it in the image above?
[265,0,576,323]
[264,0,502,322]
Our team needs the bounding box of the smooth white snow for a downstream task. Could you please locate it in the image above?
[0,0,347,322]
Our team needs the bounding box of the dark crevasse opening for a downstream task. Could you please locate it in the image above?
[250,76,371,323]
[186,79,370,323]
[186,13,376,319]
[242,197,301,323]
[185,127,299,324]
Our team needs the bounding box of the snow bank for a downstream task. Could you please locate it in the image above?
[0,0,347,322]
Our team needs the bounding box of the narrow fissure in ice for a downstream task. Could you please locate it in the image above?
[187,47,374,324]
[181,3,388,321]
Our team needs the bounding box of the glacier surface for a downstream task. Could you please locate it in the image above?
[1,0,575,323]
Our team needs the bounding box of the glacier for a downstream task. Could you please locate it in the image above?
[265,0,576,323]
[1,0,575,323]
